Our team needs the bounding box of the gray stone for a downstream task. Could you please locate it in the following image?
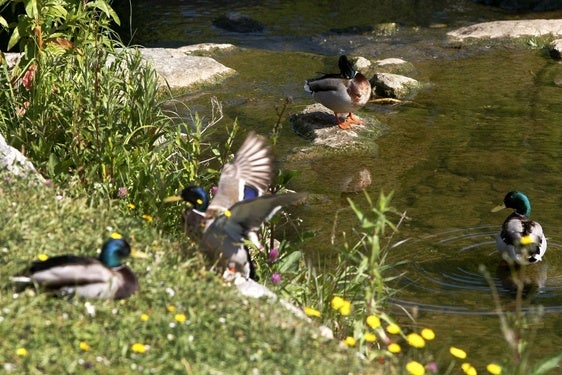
[138,47,236,89]
[549,38,562,58]
[371,72,420,99]
[448,19,562,40]
[290,103,376,148]
[0,133,43,179]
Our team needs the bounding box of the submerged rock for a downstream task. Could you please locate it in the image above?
[288,104,382,194]
[213,12,265,33]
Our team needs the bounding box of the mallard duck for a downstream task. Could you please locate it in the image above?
[166,132,279,279]
[304,55,372,130]
[12,235,145,299]
[201,192,306,280]
[166,131,273,230]
[492,191,547,265]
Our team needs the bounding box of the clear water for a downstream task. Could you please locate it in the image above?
[116,0,562,368]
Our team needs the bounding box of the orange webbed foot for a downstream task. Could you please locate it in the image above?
[334,112,352,130]
[347,112,363,125]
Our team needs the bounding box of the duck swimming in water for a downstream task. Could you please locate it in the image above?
[492,191,547,265]
[304,55,371,130]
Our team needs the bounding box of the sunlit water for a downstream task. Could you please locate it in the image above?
[116,0,562,367]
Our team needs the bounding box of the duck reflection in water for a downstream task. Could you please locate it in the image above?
[495,259,548,299]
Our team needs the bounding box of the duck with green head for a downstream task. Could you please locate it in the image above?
[165,132,274,239]
[13,235,145,299]
[166,132,305,280]
[492,191,547,265]
[304,55,371,130]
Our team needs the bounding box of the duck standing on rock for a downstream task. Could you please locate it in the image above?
[304,55,371,130]
[166,132,305,280]
[12,234,145,299]
[492,191,547,265]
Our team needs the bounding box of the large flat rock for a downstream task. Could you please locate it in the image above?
[138,44,236,89]
[448,19,562,40]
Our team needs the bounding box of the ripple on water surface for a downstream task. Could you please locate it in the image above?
[387,225,562,315]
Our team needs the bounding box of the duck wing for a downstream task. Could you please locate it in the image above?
[208,132,274,215]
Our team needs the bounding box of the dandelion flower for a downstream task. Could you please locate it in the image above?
[331,296,345,310]
[167,305,176,313]
[388,343,401,353]
[127,203,136,209]
[131,343,147,353]
[461,362,477,375]
[339,300,352,316]
[79,342,90,351]
[386,324,401,334]
[406,361,426,375]
[364,332,377,342]
[16,348,28,357]
[344,336,356,347]
[486,363,502,375]
[304,307,321,318]
[37,254,49,261]
[174,313,187,323]
[406,333,426,348]
[421,328,435,340]
[140,313,149,322]
[366,315,381,329]
[142,214,153,223]
[449,346,467,359]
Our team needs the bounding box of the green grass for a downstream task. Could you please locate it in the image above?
[0,173,391,374]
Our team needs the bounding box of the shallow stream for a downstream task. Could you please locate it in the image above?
[116,0,562,367]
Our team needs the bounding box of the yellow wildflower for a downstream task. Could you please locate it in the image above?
[79,342,90,351]
[339,300,352,316]
[486,363,502,375]
[37,253,49,261]
[406,333,426,348]
[331,296,345,310]
[174,313,187,323]
[127,203,136,209]
[388,343,401,353]
[406,361,426,375]
[16,348,28,357]
[142,214,153,223]
[366,315,381,329]
[304,307,321,317]
[462,362,477,375]
[344,336,356,347]
[131,343,147,353]
[110,232,123,239]
[386,324,401,334]
[421,328,435,340]
[167,305,176,313]
[140,313,149,322]
[450,346,467,359]
[364,332,377,342]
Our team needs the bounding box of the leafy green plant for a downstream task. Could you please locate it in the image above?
[481,265,562,375]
